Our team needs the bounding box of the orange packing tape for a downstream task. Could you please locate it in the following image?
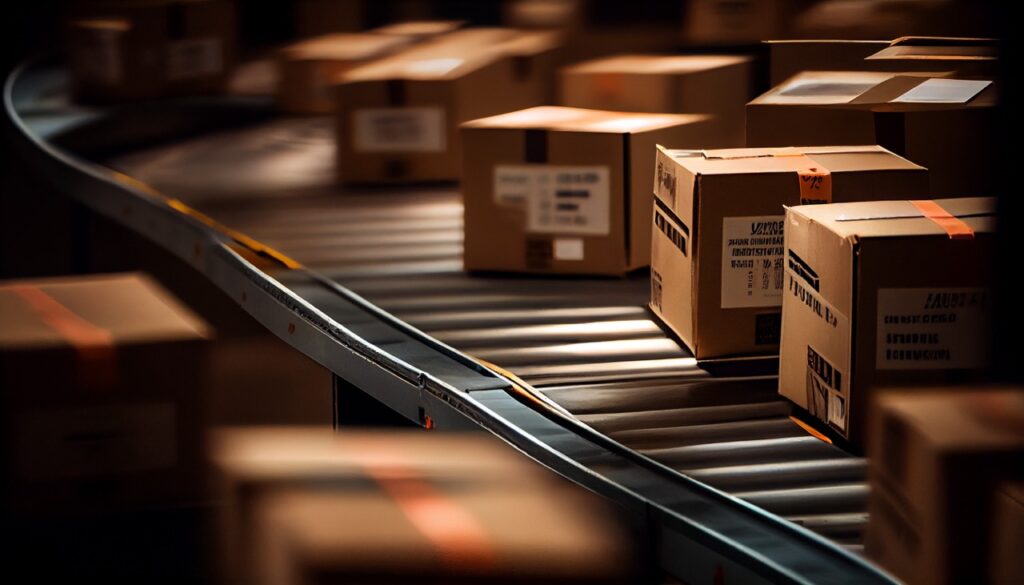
[10,284,118,390]
[797,166,832,205]
[911,200,975,239]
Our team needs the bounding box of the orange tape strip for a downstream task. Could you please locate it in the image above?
[789,416,833,445]
[911,200,975,239]
[797,166,832,205]
[365,463,498,571]
[11,284,118,390]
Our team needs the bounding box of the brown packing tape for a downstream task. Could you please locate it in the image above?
[10,284,118,390]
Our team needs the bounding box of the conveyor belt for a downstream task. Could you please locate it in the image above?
[4,63,891,584]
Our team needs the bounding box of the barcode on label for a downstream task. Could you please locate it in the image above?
[353,108,446,153]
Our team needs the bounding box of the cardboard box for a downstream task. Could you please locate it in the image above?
[503,0,585,31]
[276,34,412,114]
[462,106,714,275]
[865,389,1024,585]
[650,145,929,361]
[559,54,753,147]
[766,40,891,86]
[747,71,997,197]
[991,481,1024,585]
[295,0,365,37]
[793,1,997,41]
[210,428,638,584]
[67,0,237,103]
[780,198,994,443]
[0,273,212,513]
[682,0,815,45]
[334,28,563,183]
[371,19,465,41]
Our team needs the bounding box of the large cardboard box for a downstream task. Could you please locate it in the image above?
[766,37,998,86]
[682,0,815,45]
[865,389,1024,585]
[650,145,928,361]
[559,54,753,147]
[67,0,237,103]
[276,34,412,114]
[780,198,994,443]
[335,28,563,184]
[747,71,997,197]
[209,428,637,584]
[0,273,211,513]
[991,481,1024,585]
[462,106,714,275]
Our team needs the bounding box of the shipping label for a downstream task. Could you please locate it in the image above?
[167,37,223,80]
[876,288,991,370]
[494,165,610,236]
[721,215,785,308]
[353,107,446,153]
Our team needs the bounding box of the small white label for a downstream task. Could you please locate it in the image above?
[721,216,786,308]
[892,79,991,104]
[554,238,584,260]
[166,37,223,81]
[353,107,446,153]
[876,288,991,370]
[494,165,611,236]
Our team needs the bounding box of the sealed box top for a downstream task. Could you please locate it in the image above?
[343,28,560,82]
[752,70,996,109]
[370,20,465,38]
[562,54,750,75]
[872,389,1024,451]
[866,36,998,63]
[0,272,210,351]
[462,105,708,134]
[659,144,922,177]
[788,196,995,240]
[280,33,410,62]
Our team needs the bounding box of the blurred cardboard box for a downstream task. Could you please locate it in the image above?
[865,389,1024,585]
[766,37,998,86]
[503,0,585,30]
[794,0,997,41]
[295,0,365,37]
[67,0,236,103]
[209,428,638,584]
[650,145,928,361]
[683,0,815,45]
[781,198,994,444]
[277,34,412,114]
[462,106,713,275]
[0,273,211,513]
[335,28,563,183]
[991,481,1024,585]
[560,54,753,146]
[747,71,997,197]
[371,19,465,41]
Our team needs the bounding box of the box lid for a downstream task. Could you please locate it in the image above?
[461,105,708,134]
[343,28,560,82]
[875,389,1024,451]
[563,54,750,75]
[752,70,995,108]
[280,33,410,62]
[866,36,998,62]
[658,144,922,176]
[0,273,210,351]
[788,197,996,240]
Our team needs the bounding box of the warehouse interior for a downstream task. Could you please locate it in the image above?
[0,1,1020,584]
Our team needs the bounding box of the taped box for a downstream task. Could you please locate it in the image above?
[210,427,641,584]
[990,481,1024,585]
[780,198,994,444]
[0,273,211,513]
[747,71,997,197]
[865,389,1024,585]
[650,145,928,360]
[560,54,753,147]
[335,28,562,183]
[67,0,236,103]
[462,106,713,275]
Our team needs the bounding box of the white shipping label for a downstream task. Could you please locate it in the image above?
[494,165,611,236]
[721,216,786,308]
[554,238,584,260]
[166,38,223,80]
[876,288,991,370]
[353,107,446,153]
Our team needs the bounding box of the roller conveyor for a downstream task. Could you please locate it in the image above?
[4,63,895,584]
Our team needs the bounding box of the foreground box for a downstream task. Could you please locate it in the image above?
[559,54,753,146]
[0,273,211,512]
[67,0,236,103]
[335,28,562,183]
[650,145,928,360]
[780,198,994,443]
[462,106,713,275]
[211,427,638,584]
[991,481,1024,585]
[865,389,1024,585]
[747,71,997,197]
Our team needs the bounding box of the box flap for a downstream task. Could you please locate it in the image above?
[868,36,998,61]
[788,197,996,240]
[661,145,921,176]
[461,106,708,134]
[752,71,900,105]
[563,54,750,75]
